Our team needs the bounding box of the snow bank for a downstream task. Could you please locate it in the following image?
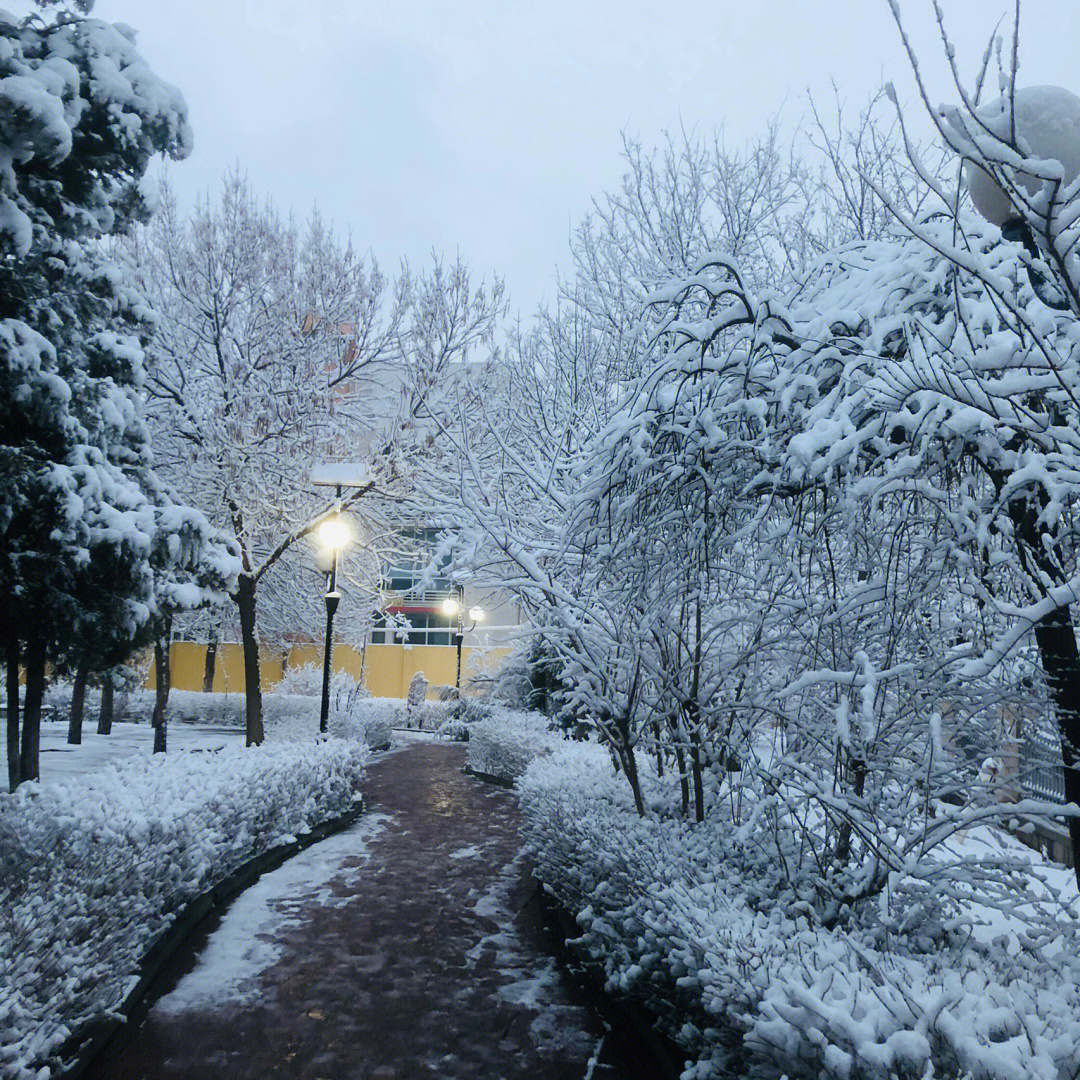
[466,710,562,782]
[518,743,1080,1080]
[0,740,366,1080]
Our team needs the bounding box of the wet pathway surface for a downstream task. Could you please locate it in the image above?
[93,738,662,1080]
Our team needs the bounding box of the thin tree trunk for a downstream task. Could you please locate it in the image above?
[674,743,690,818]
[67,662,88,745]
[18,639,46,785]
[152,622,171,754]
[6,640,20,792]
[684,699,706,824]
[97,678,114,735]
[689,740,705,824]
[236,574,264,746]
[202,639,218,694]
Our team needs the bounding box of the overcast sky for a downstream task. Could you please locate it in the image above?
[28,1,1080,312]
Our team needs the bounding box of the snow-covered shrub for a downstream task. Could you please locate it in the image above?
[406,671,428,707]
[275,663,370,702]
[327,696,399,751]
[518,744,1080,1080]
[466,709,562,782]
[437,718,471,742]
[450,696,491,725]
[0,741,366,1080]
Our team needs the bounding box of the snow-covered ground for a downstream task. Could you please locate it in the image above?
[1,721,235,786]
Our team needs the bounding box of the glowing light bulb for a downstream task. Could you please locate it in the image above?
[318,516,350,552]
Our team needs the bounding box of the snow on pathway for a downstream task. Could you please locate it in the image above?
[156,813,391,1013]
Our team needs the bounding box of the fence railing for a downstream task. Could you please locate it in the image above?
[1021,727,1066,804]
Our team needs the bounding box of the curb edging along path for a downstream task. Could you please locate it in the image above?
[60,799,365,1079]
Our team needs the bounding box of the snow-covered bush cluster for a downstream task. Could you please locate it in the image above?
[327,697,399,752]
[519,743,1080,1080]
[0,741,366,1080]
[275,664,371,701]
[466,710,562,782]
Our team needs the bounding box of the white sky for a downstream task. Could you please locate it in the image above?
[19,1,1080,312]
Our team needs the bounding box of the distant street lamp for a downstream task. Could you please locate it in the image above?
[311,463,372,736]
[442,587,484,691]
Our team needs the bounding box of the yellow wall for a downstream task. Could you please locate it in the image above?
[153,641,510,699]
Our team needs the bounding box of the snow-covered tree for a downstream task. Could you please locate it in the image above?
[146,500,239,753]
[127,175,405,745]
[0,2,199,787]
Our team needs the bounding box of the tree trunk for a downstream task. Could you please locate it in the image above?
[689,739,705,824]
[6,640,20,792]
[18,639,46,785]
[202,639,218,693]
[97,677,114,735]
[236,574,264,746]
[1032,607,1080,888]
[620,742,646,817]
[152,623,171,754]
[67,662,88,745]
[674,743,690,818]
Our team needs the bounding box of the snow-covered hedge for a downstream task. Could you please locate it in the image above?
[43,684,401,751]
[466,709,562,782]
[44,684,319,729]
[518,743,1080,1080]
[44,679,454,740]
[327,696,399,751]
[0,741,366,1080]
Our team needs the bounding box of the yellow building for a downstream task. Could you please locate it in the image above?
[156,640,512,699]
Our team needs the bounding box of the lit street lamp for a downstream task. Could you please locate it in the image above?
[442,587,484,691]
[311,463,371,736]
[316,510,350,734]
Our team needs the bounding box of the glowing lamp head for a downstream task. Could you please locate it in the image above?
[317,516,350,553]
[468,606,485,622]
[442,597,461,617]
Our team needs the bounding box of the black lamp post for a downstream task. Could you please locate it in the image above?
[311,463,371,737]
[316,496,350,734]
[956,83,1080,882]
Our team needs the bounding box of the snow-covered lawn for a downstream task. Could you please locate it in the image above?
[1,721,235,786]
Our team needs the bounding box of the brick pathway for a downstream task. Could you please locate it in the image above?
[92,739,658,1080]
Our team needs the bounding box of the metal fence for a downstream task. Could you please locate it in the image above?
[1021,726,1066,804]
